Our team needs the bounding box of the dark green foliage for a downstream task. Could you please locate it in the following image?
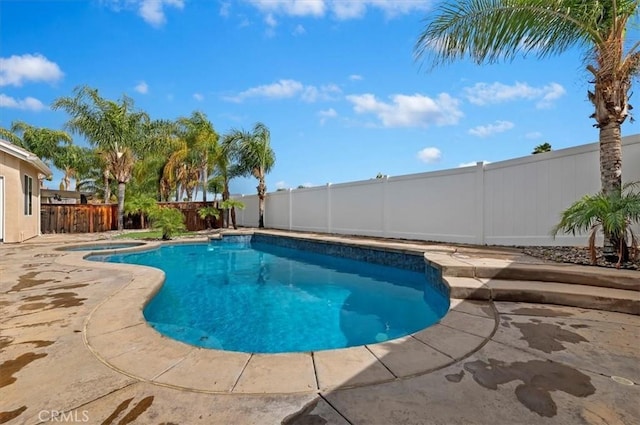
[552,183,640,267]
[149,207,186,240]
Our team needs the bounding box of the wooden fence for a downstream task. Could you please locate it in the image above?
[41,204,118,234]
[41,202,223,234]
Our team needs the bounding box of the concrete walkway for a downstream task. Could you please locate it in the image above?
[1,232,638,424]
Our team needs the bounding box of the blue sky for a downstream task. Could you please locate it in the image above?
[1,0,638,195]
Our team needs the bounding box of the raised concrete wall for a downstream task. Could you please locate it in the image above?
[235,135,640,246]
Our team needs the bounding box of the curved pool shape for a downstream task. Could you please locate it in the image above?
[90,239,449,353]
[64,242,145,251]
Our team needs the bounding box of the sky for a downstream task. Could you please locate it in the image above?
[1,0,638,196]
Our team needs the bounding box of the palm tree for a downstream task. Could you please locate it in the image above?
[229,122,275,228]
[0,121,72,166]
[52,86,152,230]
[53,144,93,191]
[552,182,640,267]
[163,145,201,201]
[215,132,243,227]
[176,112,219,202]
[532,142,552,154]
[415,0,639,254]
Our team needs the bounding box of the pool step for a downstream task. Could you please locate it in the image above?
[444,276,640,315]
[424,252,639,291]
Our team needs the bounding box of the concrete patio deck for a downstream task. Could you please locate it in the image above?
[1,231,638,424]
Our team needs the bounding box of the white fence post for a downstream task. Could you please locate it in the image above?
[326,183,332,234]
[382,176,388,238]
[475,162,485,245]
[288,188,292,231]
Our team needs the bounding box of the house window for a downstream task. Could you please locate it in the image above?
[24,175,33,215]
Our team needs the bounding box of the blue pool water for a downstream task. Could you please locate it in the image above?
[90,238,449,353]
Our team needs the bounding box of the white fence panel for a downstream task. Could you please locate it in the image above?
[235,194,259,227]
[265,190,290,230]
[385,168,479,243]
[291,186,328,232]
[484,144,600,246]
[330,180,385,237]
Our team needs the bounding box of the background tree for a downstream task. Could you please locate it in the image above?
[176,111,219,202]
[415,0,640,255]
[532,142,552,154]
[230,122,275,228]
[52,144,93,191]
[216,132,243,227]
[52,86,152,230]
[0,121,72,166]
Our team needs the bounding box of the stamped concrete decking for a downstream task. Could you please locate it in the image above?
[1,231,639,424]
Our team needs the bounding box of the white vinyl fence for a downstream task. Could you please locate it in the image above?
[235,135,640,246]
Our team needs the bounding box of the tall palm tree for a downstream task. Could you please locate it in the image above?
[230,122,276,228]
[52,85,152,230]
[215,133,243,227]
[176,111,219,202]
[415,0,639,253]
[0,121,72,166]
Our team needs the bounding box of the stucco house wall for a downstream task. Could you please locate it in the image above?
[0,139,52,243]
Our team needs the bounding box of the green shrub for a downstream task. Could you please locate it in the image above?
[198,206,221,229]
[552,182,640,267]
[149,207,186,240]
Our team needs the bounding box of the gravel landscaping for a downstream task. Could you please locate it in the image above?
[523,246,640,271]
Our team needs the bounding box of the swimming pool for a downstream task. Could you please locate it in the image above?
[90,236,449,353]
[63,242,145,251]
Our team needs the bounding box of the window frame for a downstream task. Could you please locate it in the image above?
[24,174,33,216]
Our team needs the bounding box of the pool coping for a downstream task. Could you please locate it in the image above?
[56,232,499,395]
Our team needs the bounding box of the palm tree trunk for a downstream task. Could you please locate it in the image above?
[599,122,623,196]
[202,165,207,203]
[103,169,111,204]
[117,182,126,230]
[599,121,624,260]
[257,178,266,228]
[222,182,230,228]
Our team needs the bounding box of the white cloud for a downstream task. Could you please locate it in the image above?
[349,74,363,81]
[301,83,341,102]
[225,79,303,102]
[464,81,566,108]
[265,13,277,27]
[220,1,231,17]
[245,0,431,19]
[134,81,148,94]
[138,0,184,27]
[275,180,288,189]
[536,83,566,109]
[292,24,306,35]
[193,93,204,101]
[525,131,542,139]
[0,94,46,111]
[225,79,341,103]
[332,1,367,19]
[0,54,63,87]
[246,0,326,17]
[468,120,514,138]
[417,147,441,164]
[318,107,337,124]
[346,92,463,128]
